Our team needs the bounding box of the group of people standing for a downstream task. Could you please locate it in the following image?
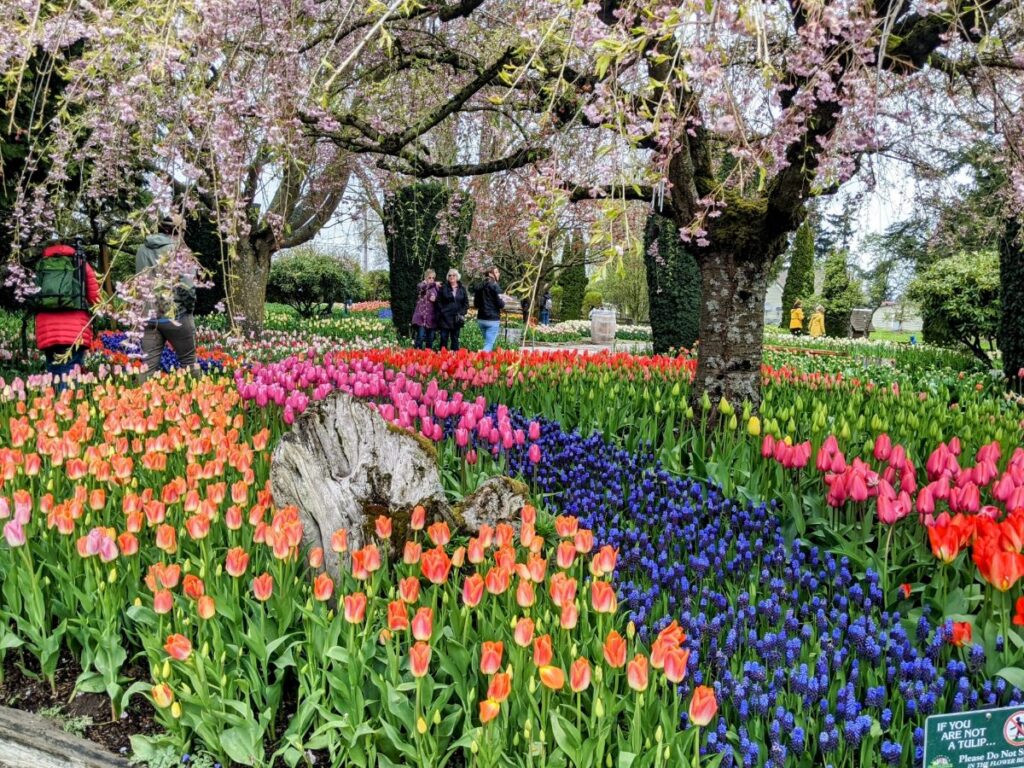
[411,265,505,353]
[788,299,825,337]
[33,216,198,386]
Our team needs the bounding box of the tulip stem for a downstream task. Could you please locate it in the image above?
[693,726,701,768]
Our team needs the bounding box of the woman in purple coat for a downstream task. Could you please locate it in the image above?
[412,269,439,350]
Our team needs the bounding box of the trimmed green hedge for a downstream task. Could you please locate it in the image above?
[642,213,701,353]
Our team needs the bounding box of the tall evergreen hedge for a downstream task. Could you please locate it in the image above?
[642,213,701,353]
[999,219,1024,389]
[382,183,474,338]
[780,220,815,328]
[822,250,856,337]
[557,237,587,320]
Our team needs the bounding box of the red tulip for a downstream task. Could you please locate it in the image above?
[975,547,1024,592]
[950,621,972,647]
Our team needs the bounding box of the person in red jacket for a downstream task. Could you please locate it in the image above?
[34,244,101,384]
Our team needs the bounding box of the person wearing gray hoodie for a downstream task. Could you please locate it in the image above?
[135,216,198,380]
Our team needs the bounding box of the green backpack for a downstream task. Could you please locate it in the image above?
[30,248,88,312]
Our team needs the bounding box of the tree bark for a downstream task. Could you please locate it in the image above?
[691,252,770,412]
[226,236,273,335]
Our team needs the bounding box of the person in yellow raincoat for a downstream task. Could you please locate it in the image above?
[809,304,825,337]
[789,300,805,336]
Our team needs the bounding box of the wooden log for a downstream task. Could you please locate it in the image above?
[0,706,129,768]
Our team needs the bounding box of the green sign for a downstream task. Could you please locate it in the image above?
[925,706,1024,768]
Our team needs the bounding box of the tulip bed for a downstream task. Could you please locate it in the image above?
[1,313,1024,768]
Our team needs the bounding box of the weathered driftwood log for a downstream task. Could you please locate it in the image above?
[0,705,130,768]
[270,392,529,574]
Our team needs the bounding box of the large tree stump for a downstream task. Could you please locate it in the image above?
[271,391,451,576]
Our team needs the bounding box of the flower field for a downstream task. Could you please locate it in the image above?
[1,309,1023,767]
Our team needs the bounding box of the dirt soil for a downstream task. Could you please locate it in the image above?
[0,650,159,758]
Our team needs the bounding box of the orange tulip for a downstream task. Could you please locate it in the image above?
[590,545,618,577]
[479,697,501,723]
[689,685,718,726]
[197,595,216,620]
[494,545,516,571]
[478,524,494,549]
[451,546,465,568]
[495,523,515,549]
[308,547,324,569]
[151,683,174,709]
[627,654,649,691]
[399,576,420,604]
[252,572,273,602]
[375,515,392,539]
[427,521,451,547]
[488,672,511,702]
[153,589,173,615]
[344,593,367,623]
[467,537,486,564]
[521,503,537,525]
[462,573,485,608]
[514,617,535,647]
[520,522,536,548]
[313,573,334,602]
[155,524,177,554]
[516,578,535,608]
[539,665,565,690]
[663,648,690,683]
[975,546,1024,592]
[388,600,409,631]
[351,544,382,580]
[404,541,422,565]
[480,641,504,675]
[485,565,511,595]
[556,540,577,569]
[574,529,594,554]
[410,641,431,677]
[412,607,433,641]
[560,602,579,630]
[225,505,243,530]
[554,515,579,537]
[164,633,192,661]
[420,546,452,585]
[603,630,627,668]
[570,657,591,692]
[590,581,617,614]
[410,505,426,531]
[225,547,249,578]
[184,514,210,541]
[533,634,553,666]
[929,523,964,564]
[117,532,139,557]
[330,528,348,553]
[526,555,547,583]
[89,488,106,511]
[183,574,205,600]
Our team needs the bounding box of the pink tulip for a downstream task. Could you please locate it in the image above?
[3,520,26,547]
[528,444,542,464]
[528,422,541,441]
[873,434,892,462]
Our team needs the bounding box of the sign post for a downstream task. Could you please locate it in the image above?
[924,706,1024,767]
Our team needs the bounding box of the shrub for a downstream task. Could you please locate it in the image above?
[780,220,815,328]
[266,249,362,318]
[999,220,1024,388]
[821,250,861,337]
[642,213,701,353]
[363,270,391,302]
[557,237,587,320]
[582,290,603,316]
[382,183,473,338]
[549,285,564,319]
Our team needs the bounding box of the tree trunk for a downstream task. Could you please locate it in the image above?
[999,217,1024,391]
[692,252,769,413]
[226,236,273,335]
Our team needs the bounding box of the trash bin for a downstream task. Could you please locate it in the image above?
[590,308,617,344]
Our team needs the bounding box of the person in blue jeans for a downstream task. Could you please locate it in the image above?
[475,265,504,352]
